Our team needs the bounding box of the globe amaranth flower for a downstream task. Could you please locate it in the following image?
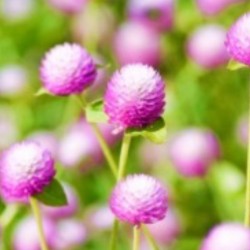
[114,21,161,66]
[104,64,165,130]
[40,43,97,96]
[225,13,250,66]
[0,141,55,202]
[169,128,220,177]
[128,0,174,31]
[201,223,250,250]
[110,174,168,225]
[48,0,87,14]
[187,25,229,68]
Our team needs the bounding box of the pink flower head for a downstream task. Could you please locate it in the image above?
[52,219,87,249]
[196,0,244,16]
[42,184,78,219]
[147,207,181,245]
[236,115,248,147]
[47,0,87,14]
[201,223,250,250]
[187,25,229,68]
[40,43,97,96]
[104,64,165,130]
[110,174,168,225]
[0,141,55,202]
[169,129,220,177]
[114,21,161,66]
[14,216,55,250]
[225,13,250,66]
[128,0,174,31]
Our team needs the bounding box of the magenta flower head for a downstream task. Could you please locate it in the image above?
[169,128,220,177]
[196,0,244,16]
[187,25,229,68]
[225,13,250,66]
[0,141,55,202]
[40,43,97,96]
[114,21,161,66]
[110,174,168,225]
[47,0,87,14]
[128,0,174,31]
[201,223,250,250]
[104,64,165,130]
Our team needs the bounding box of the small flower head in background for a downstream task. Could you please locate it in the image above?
[200,223,250,250]
[40,43,97,96]
[110,174,168,225]
[169,128,220,177]
[47,0,87,14]
[104,64,165,131]
[236,115,248,147]
[187,25,229,69]
[225,12,250,66]
[128,0,174,31]
[114,21,161,66]
[0,141,55,202]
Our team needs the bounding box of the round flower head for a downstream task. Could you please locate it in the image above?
[225,13,250,66]
[104,64,165,130]
[48,0,87,14]
[196,0,243,16]
[169,129,220,177]
[128,0,174,31]
[0,141,55,202]
[110,174,168,225]
[40,43,97,96]
[201,223,250,250]
[114,21,161,66]
[187,25,229,68]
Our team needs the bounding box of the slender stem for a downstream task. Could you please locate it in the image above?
[0,204,18,228]
[142,225,160,250]
[109,219,119,250]
[133,226,140,250]
[117,134,132,181]
[29,197,49,250]
[91,123,118,177]
[245,90,250,226]
[73,95,118,177]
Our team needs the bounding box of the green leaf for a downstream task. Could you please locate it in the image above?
[34,88,51,97]
[127,117,167,144]
[33,179,67,207]
[86,99,108,124]
[227,59,247,71]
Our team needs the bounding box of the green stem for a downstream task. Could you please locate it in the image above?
[29,197,49,250]
[73,95,118,177]
[133,226,140,250]
[245,95,250,226]
[117,134,132,181]
[109,219,119,250]
[142,225,160,250]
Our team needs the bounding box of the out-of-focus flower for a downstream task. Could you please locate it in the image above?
[168,128,220,177]
[0,65,28,97]
[201,223,250,250]
[236,115,248,147]
[40,43,97,96]
[52,219,87,250]
[128,0,174,31]
[47,0,87,14]
[14,216,55,250]
[104,64,165,130]
[187,25,229,69]
[114,21,161,66]
[72,2,115,47]
[27,131,58,159]
[58,119,117,168]
[196,0,244,16]
[225,13,250,66]
[0,141,55,202]
[147,207,181,245]
[0,0,34,21]
[42,184,78,219]
[110,174,168,225]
